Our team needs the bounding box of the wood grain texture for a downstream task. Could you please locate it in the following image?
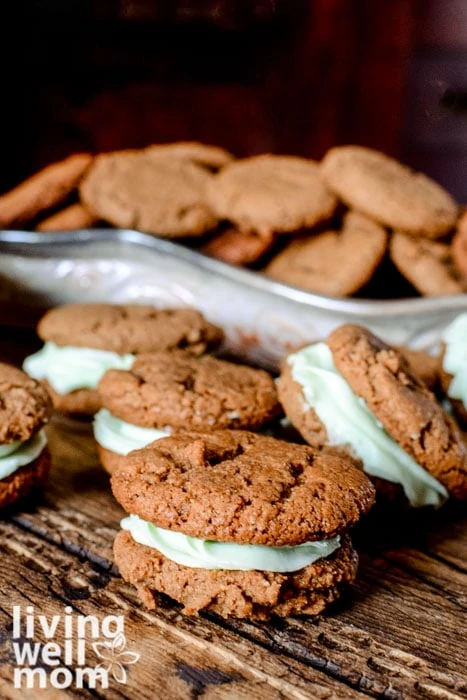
[0,414,464,699]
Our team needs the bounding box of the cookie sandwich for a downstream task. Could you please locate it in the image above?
[279,325,467,507]
[94,350,281,473]
[23,304,223,416]
[0,363,52,507]
[112,430,375,619]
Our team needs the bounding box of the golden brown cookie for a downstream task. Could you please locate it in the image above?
[145,142,234,170]
[201,227,274,265]
[114,529,358,619]
[321,146,458,238]
[207,155,337,235]
[0,154,93,228]
[98,351,281,432]
[80,150,218,237]
[38,305,224,355]
[390,231,464,296]
[111,430,375,545]
[37,203,99,232]
[265,211,387,296]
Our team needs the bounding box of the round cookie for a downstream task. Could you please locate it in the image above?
[114,529,358,619]
[206,155,337,235]
[111,430,376,545]
[0,448,51,509]
[321,146,458,238]
[327,325,467,499]
[390,231,464,296]
[265,211,387,296]
[145,142,234,170]
[98,351,281,433]
[0,363,51,444]
[38,305,224,355]
[79,150,218,237]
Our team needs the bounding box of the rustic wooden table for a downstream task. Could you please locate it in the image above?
[0,331,465,699]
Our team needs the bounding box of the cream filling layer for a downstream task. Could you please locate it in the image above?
[121,514,341,572]
[23,342,135,394]
[442,313,467,408]
[0,430,47,480]
[287,343,448,508]
[93,409,169,456]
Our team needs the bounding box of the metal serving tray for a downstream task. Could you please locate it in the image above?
[1,229,467,370]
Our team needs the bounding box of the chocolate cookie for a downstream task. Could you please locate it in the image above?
[98,351,281,433]
[390,232,464,296]
[0,363,52,508]
[0,363,51,443]
[112,430,374,618]
[321,146,458,238]
[0,153,93,228]
[266,211,387,296]
[279,326,467,504]
[111,431,375,544]
[114,529,358,619]
[80,150,218,237]
[24,304,223,417]
[207,155,337,235]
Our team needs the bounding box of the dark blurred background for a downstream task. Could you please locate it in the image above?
[2,0,467,199]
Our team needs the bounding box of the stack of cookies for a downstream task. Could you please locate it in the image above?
[17,302,467,620]
[111,430,375,619]
[279,323,467,507]
[2,142,464,299]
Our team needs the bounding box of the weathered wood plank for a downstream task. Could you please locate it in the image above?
[7,416,467,699]
[0,520,366,700]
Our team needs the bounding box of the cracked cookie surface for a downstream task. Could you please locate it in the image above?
[111,430,375,545]
[98,351,280,431]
